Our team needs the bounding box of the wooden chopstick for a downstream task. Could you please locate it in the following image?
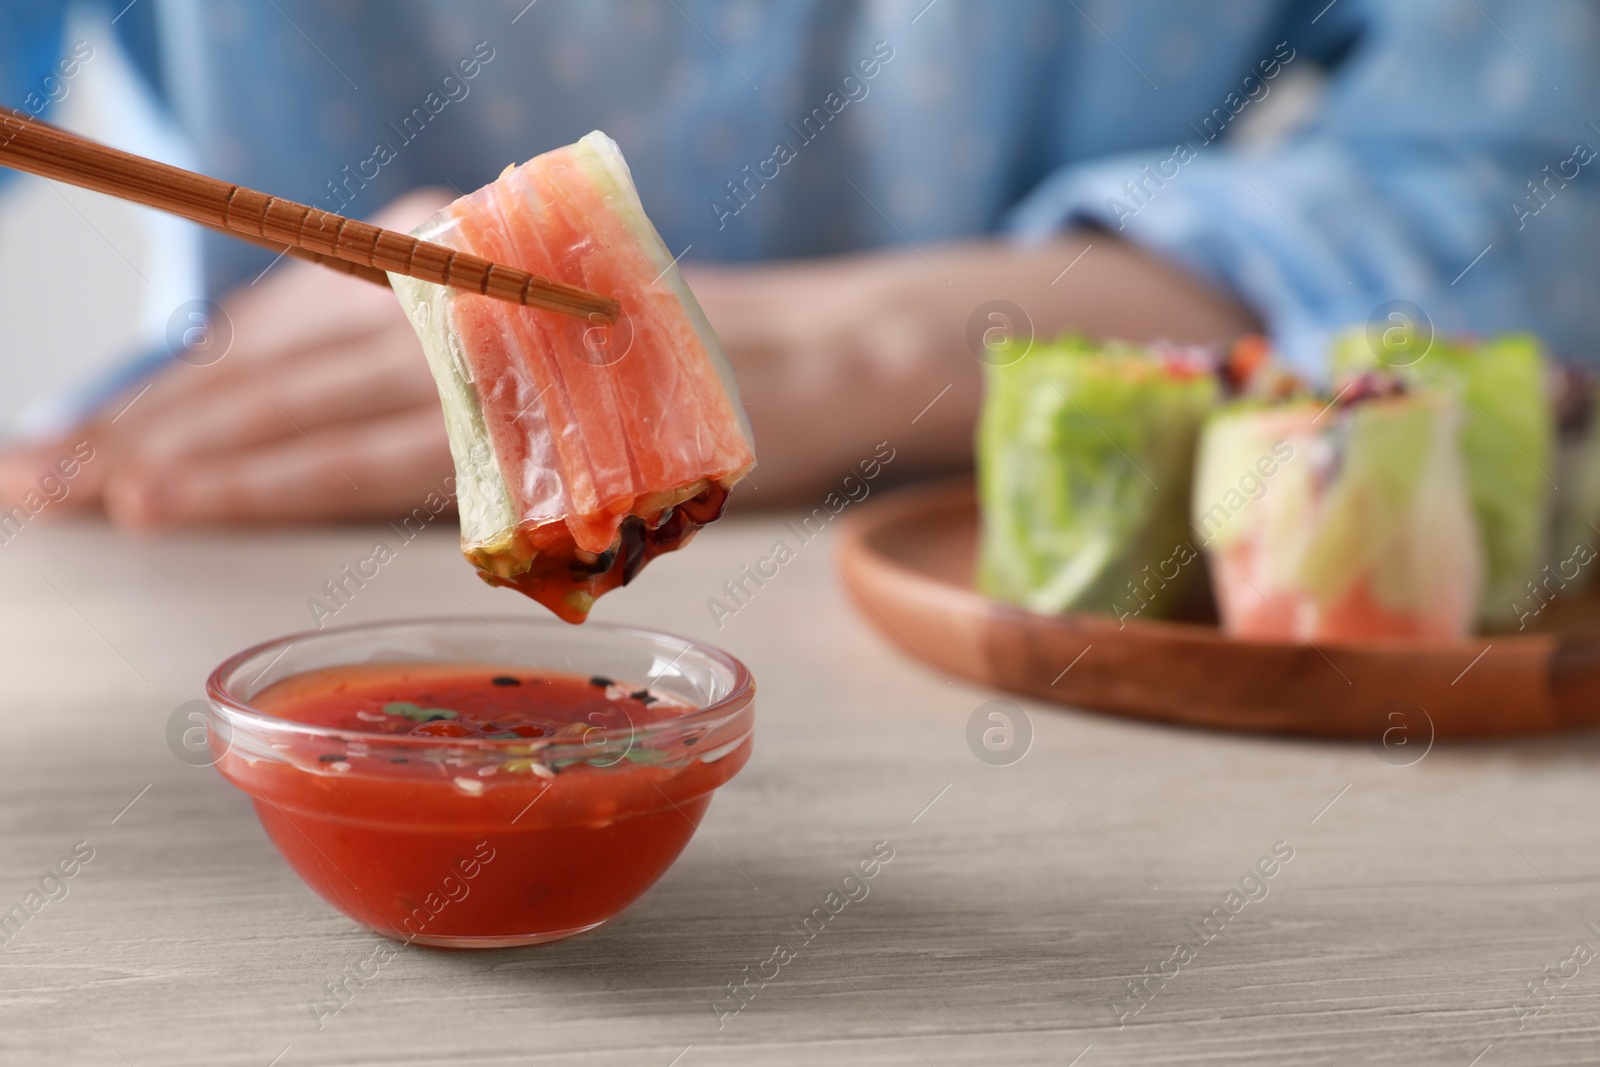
[200,220,395,288]
[0,108,619,323]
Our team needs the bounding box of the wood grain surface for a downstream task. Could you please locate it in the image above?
[2,512,1599,1065]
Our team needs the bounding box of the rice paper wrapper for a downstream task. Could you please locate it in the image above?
[977,338,1217,618]
[1194,394,1481,642]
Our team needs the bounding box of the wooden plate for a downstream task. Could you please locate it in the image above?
[836,480,1600,739]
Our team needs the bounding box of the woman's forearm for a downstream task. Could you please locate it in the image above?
[689,233,1260,504]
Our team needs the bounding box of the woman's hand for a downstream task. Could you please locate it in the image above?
[0,189,457,527]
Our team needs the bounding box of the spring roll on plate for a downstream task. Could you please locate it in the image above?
[1194,378,1481,642]
[976,336,1222,618]
[1331,331,1551,629]
[1546,362,1600,592]
[389,132,755,623]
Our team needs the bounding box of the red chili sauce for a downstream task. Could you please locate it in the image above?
[219,663,749,946]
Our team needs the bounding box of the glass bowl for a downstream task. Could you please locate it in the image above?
[205,616,754,948]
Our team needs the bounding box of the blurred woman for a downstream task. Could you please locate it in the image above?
[0,0,1596,521]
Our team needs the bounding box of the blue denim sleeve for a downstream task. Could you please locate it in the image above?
[1003,0,1600,373]
[0,0,167,176]
[0,3,70,120]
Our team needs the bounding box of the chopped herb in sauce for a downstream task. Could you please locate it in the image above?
[384,701,460,722]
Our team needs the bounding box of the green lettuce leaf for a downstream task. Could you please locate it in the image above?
[977,337,1216,617]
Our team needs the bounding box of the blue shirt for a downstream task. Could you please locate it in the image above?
[4,0,1599,375]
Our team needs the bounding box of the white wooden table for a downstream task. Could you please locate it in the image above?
[2,512,1598,1065]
